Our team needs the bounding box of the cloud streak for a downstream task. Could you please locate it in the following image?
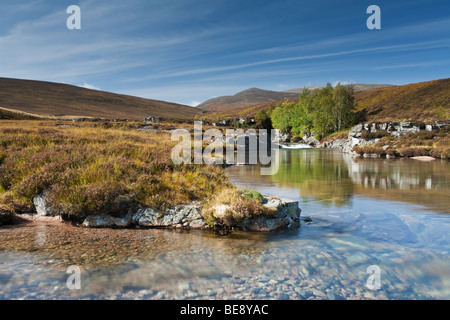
[0,0,449,105]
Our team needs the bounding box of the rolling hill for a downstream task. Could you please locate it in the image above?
[0,78,200,120]
[197,88,299,112]
[354,78,450,122]
[203,79,450,123]
[198,84,395,113]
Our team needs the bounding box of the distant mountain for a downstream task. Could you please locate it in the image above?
[0,78,200,120]
[197,88,299,112]
[198,85,395,113]
[202,78,450,123]
[283,84,395,94]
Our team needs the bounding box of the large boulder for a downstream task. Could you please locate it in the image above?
[320,139,347,149]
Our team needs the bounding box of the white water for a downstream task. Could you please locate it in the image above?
[279,143,312,149]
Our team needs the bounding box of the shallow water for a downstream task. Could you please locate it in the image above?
[0,149,449,300]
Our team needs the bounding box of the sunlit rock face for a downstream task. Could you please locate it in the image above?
[320,121,449,156]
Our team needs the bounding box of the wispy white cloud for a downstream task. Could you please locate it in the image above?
[0,0,245,84]
[372,60,450,71]
[0,1,449,105]
[122,39,450,82]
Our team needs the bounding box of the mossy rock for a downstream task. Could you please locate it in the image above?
[241,190,264,203]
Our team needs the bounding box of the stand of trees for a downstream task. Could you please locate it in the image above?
[271,83,356,139]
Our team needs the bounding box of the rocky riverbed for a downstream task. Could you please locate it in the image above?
[0,215,448,300]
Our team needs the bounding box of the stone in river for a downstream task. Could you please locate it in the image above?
[346,252,371,266]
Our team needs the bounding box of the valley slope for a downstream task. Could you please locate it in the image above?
[0,78,200,120]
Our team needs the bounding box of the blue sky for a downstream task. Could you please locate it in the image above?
[1,0,449,106]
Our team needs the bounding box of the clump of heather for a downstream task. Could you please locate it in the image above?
[0,121,231,223]
[201,188,276,228]
[352,127,450,159]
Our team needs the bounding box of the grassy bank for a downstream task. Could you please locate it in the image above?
[352,128,450,159]
[0,120,238,223]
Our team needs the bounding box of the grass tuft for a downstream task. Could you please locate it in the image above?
[0,120,231,223]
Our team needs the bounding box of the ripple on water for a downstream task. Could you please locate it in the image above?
[1,219,449,299]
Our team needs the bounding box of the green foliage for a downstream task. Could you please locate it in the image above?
[270,84,356,139]
[255,110,272,129]
[241,189,264,203]
[270,104,292,134]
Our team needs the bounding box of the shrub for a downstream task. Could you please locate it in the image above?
[241,189,264,203]
[47,181,135,222]
[353,144,386,156]
[0,192,34,214]
[354,127,449,159]
[202,188,276,227]
[361,130,389,140]
[430,146,450,159]
[399,147,432,157]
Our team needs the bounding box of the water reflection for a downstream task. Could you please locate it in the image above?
[227,149,450,213]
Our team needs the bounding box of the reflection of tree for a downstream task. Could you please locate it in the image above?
[228,149,449,213]
[271,150,354,207]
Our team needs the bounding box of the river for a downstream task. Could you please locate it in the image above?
[0,149,449,299]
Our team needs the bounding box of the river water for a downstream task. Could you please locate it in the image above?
[0,149,449,300]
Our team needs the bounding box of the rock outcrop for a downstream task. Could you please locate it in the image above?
[31,193,301,232]
[240,197,301,231]
[82,197,301,231]
[319,121,449,155]
[302,135,320,147]
[80,203,205,229]
[130,203,206,229]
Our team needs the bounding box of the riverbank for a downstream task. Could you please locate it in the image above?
[0,120,300,231]
[316,121,449,159]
